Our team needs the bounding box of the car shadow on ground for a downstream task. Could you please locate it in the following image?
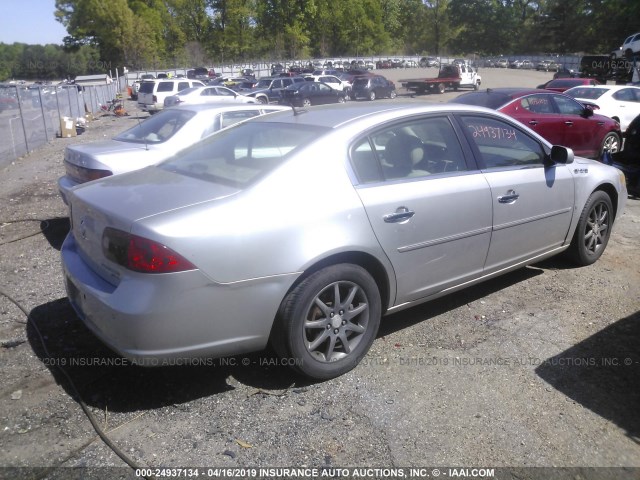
[535,311,640,442]
[40,217,70,251]
[378,265,543,337]
[26,298,308,413]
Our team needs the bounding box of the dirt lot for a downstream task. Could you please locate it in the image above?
[0,68,639,480]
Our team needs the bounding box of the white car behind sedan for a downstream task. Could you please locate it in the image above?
[164,85,257,107]
[58,104,288,205]
[565,85,640,131]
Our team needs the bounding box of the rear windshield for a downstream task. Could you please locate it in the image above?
[160,122,328,188]
[565,87,607,100]
[451,92,511,110]
[547,80,583,88]
[114,109,196,144]
[353,78,369,87]
[138,81,155,94]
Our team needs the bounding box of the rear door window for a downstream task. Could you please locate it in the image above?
[157,82,175,92]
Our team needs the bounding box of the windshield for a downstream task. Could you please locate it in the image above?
[114,109,196,144]
[160,122,328,188]
[565,87,608,100]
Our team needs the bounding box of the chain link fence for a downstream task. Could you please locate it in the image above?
[0,77,126,168]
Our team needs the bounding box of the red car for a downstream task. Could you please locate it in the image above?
[452,88,621,159]
[537,78,599,92]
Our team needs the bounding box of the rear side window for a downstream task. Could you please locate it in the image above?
[157,82,175,92]
[519,94,554,114]
[178,82,190,91]
[350,116,468,183]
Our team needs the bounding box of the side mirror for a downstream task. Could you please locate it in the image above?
[550,145,574,164]
[582,107,594,118]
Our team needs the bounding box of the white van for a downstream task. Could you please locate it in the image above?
[137,79,205,113]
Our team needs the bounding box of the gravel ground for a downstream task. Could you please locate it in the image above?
[0,68,639,480]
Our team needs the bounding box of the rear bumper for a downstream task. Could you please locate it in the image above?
[61,232,291,364]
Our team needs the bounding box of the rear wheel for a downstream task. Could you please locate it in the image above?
[389,90,397,99]
[257,96,268,104]
[337,96,345,103]
[272,264,381,380]
[302,98,312,107]
[567,191,613,266]
[437,83,446,94]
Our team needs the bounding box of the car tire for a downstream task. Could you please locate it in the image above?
[567,191,613,266]
[258,96,268,104]
[337,96,345,103]
[302,98,312,107]
[437,83,446,94]
[369,91,376,101]
[389,90,397,99]
[601,132,620,157]
[272,264,381,380]
[474,82,480,91]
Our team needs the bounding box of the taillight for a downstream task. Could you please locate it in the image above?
[65,161,112,184]
[102,228,196,273]
[152,95,158,103]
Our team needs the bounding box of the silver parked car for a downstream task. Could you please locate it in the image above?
[163,85,258,107]
[61,103,627,380]
[58,103,289,204]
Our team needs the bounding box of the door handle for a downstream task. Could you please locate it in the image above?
[384,207,415,223]
[564,121,573,126]
[498,190,519,203]
[528,120,539,126]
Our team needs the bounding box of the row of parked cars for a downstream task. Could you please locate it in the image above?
[133,69,398,113]
[486,58,564,71]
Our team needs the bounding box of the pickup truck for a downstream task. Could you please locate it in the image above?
[401,64,481,95]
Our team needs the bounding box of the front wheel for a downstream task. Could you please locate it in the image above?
[272,264,381,380]
[337,96,345,103]
[437,83,446,94]
[369,91,376,101]
[389,90,397,99]
[567,191,613,266]
[601,132,620,157]
[257,96,268,105]
[302,98,312,107]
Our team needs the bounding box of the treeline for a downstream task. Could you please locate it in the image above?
[0,43,106,81]
[2,0,639,81]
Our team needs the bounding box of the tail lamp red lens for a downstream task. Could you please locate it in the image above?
[102,227,195,273]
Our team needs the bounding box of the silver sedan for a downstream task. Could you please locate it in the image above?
[61,102,627,379]
[58,103,288,204]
